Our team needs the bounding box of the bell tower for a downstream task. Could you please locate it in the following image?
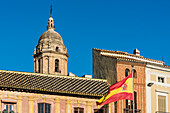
[33,5,69,75]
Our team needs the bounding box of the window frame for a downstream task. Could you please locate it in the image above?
[74,107,84,113]
[158,76,165,83]
[38,103,51,113]
[4,103,14,112]
[156,92,168,112]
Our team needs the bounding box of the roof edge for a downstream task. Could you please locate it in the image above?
[0,70,108,82]
[93,48,166,66]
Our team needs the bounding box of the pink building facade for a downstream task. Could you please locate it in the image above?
[0,70,114,113]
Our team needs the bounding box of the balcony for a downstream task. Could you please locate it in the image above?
[123,108,141,113]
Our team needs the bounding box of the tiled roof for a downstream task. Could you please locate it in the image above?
[0,70,109,97]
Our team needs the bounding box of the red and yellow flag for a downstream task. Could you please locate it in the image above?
[97,73,133,105]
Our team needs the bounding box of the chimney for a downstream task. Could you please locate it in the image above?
[82,75,92,78]
[68,72,77,77]
[133,49,140,56]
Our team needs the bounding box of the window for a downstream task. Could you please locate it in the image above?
[56,47,59,52]
[125,91,137,110]
[94,109,104,113]
[158,95,166,112]
[125,69,130,77]
[158,77,164,83]
[38,103,51,113]
[38,59,41,73]
[55,59,59,72]
[74,107,84,113]
[3,104,14,113]
[133,69,137,78]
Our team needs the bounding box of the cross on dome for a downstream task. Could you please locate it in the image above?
[47,5,55,30]
[50,4,52,17]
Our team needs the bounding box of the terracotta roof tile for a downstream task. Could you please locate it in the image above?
[0,70,109,97]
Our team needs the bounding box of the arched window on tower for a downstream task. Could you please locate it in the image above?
[51,24,52,28]
[133,69,137,78]
[56,47,59,52]
[55,59,59,72]
[125,68,130,77]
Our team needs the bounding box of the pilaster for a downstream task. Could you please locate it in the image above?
[77,100,80,107]
[43,56,49,74]
[17,96,23,113]
[55,98,60,113]
[86,101,92,113]
[66,100,71,113]
[28,96,34,113]
[106,103,111,113]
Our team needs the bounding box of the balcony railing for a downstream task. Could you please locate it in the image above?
[123,108,141,113]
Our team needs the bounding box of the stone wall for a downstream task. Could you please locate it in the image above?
[93,49,117,85]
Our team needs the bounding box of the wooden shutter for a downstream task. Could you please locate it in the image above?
[158,95,166,112]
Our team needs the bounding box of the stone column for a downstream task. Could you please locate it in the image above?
[35,59,38,73]
[86,101,91,113]
[41,58,43,73]
[17,96,23,113]
[28,97,34,113]
[49,56,54,74]
[55,98,60,113]
[34,59,36,73]
[66,100,71,113]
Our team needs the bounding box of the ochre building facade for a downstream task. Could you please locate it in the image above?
[146,64,170,113]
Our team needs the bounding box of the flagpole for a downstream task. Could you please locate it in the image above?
[132,65,135,113]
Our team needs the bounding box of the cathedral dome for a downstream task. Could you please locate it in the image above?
[35,16,67,55]
[38,16,64,45]
[38,29,63,44]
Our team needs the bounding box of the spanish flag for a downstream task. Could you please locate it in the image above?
[97,73,133,105]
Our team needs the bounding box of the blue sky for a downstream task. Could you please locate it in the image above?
[0,0,170,76]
